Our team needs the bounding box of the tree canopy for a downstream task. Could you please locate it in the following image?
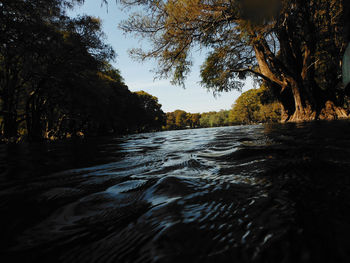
[0,0,165,142]
[119,0,349,122]
[230,86,281,124]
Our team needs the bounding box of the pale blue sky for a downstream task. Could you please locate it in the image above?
[69,0,253,113]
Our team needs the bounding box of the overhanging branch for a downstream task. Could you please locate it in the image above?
[230,68,277,85]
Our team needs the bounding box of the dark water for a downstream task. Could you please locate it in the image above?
[1,122,350,263]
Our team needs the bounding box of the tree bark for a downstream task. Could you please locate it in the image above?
[287,79,316,122]
[253,33,348,123]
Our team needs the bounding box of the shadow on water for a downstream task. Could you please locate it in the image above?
[1,122,350,262]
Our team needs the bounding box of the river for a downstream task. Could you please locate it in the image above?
[1,122,350,262]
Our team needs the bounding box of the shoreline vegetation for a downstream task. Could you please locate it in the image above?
[163,85,282,131]
[1,1,350,143]
[0,81,315,144]
[0,1,166,144]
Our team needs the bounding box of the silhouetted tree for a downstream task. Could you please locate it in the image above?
[133,91,166,132]
[0,0,166,142]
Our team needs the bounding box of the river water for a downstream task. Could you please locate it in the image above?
[1,122,350,263]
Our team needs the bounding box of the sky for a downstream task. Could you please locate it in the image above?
[68,0,253,113]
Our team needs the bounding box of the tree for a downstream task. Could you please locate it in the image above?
[0,0,90,141]
[133,91,166,132]
[164,111,202,130]
[230,89,261,124]
[258,102,281,123]
[230,86,281,124]
[189,113,201,128]
[165,112,177,130]
[198,110,232,128]
[0,0,166,142]
[173,110,188,129]
[26,16,115,140]
[119,0,349,122]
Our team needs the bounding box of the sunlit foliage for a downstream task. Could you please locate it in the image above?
[119,0,349,121]
[164,86,280,130]
[200,110,231,128]
[230,86,281,124]
[133,91,166,132]
[165,110,201,130]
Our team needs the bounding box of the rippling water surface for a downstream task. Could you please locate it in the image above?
[2,122,350,262]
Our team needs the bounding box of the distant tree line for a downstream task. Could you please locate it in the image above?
[0,0,165,143]
[165,111,201,130]
[164,86,281,130]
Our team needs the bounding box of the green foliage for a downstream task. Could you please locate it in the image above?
[133,91,166,132]
[200,111,232,128]
[165,110,188,130]
[164,85,281,130]
[165,110,202,130]
[0,0,165,142]
[164,109,236,131]
[230,89,262,124]
[119,0,349,120]
[230,86,281,124]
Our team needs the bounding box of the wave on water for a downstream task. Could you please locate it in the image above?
[1,123,350,262]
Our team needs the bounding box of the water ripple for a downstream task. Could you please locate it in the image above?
[2,123,350,262]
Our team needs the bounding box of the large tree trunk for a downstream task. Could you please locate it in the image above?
[281,79,348,122]
[318,101,348,120]
[253,34,348,123]
[287,79,316,122]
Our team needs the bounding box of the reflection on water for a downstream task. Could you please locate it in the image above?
[1,122,350,262]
